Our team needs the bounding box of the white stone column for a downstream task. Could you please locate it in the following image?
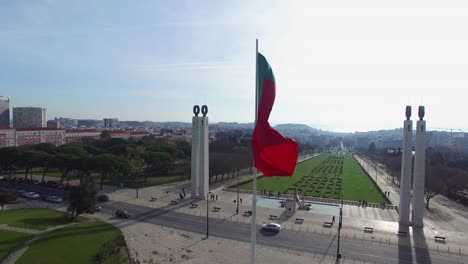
[191,116,200,198]
[399,113,413,226]
[412,107,426,227]
[198,116,209,199]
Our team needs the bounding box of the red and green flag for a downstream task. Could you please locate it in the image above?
[252,53,299,176]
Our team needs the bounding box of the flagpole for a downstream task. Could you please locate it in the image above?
[251,38,259,264]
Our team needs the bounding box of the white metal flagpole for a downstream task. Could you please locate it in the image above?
[251,38,259,264]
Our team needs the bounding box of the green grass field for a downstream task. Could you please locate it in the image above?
[237,154,386,203]
[0,230,32,259]
[16,221,129,264]
[0,209,69,231]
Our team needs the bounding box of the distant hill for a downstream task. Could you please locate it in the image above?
[274,123,318,132]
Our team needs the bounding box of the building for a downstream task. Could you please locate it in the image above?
[108,130,130,139]
[453,133,465,152]
[65,129,101,144]
[355,137,371,150]
[0,129,15,148]
[47,118,61,129]
[15,128,65,146]
[77,119,101,128]
[0,96,10,128]
[129,131,151,140]
[13,107,46,128]
[59,117,78,128]
[103,118,119,128]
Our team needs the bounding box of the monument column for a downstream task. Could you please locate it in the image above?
[399,106,413,227]
[191,105,200,198]
[412,106,426,227]
[198,105,209,199]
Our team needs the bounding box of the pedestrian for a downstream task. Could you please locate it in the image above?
[332,216,335,223]
[388,192,390,197]
[215,194,218,200]
[179,193,183,200]
[240,198,243,203]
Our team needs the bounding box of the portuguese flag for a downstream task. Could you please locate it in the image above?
[252,53,299,176]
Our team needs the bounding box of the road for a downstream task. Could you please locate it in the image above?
[100,200,465,264]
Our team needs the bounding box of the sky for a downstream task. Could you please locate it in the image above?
[1,0,468,133]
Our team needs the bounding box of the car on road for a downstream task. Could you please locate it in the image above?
[115,210,131,218]
[25,192,40,199]
[16,190,27,197]
[261,222,281,231]
[94,205,102,212]
[97,194,109,203]
[44,195,64,203]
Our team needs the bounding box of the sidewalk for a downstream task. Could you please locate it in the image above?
[353,155,400,205]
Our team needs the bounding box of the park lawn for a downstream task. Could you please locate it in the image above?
[342,155,385,203]
[105,175,186,189]
[0,230,32,259]
[0,209,69,231]
[16,221,130,264]
[236,154,328,192]
[236,154,386,203]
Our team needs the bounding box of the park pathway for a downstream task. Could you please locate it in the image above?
[1,222,77,264]
[0,224,40,235]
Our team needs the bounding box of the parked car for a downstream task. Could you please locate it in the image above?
[97,194,109,203]
[25,192,40,199]
[115,210,131,218]
[261,223,281,232]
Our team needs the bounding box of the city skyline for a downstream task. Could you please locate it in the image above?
[2,1,468,132]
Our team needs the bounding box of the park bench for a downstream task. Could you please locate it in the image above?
[435,236,446,241]
[364,227,374,233]
[213,207,221,212]
[190,203,198,208]
[269,215,278,220]
[295,218,304,224]
[244,210,252,216]
[323,221,333,227]
[170,200,178,205]
[149,197,157,202]
[397,231,408,236]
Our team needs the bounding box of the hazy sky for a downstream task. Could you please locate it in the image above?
[1,0,468,132]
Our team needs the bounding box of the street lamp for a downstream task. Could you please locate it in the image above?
[236,169,240,214]
[336,188,344,260]
[206,191,213,238]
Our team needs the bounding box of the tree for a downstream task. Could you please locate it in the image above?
[52,154,79,184]
[0,147,23,177]
[143,151,175,180]
[176,140,191,158]
[95,154,120,190]
[54,144,89,184]
[36,152,53,182]
[17,150,45,179]
[32,143,57,154]
[68,179,97,218]
[100,130,111,139]
[0,193,16,210]
[425,166,447,209]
